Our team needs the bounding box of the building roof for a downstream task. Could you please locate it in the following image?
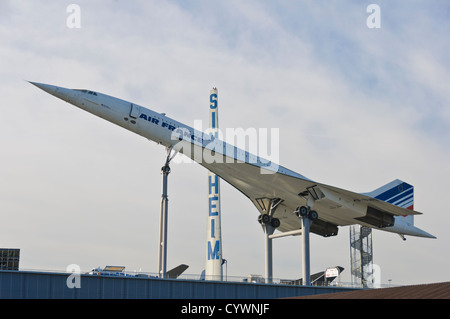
[289,282,450,299]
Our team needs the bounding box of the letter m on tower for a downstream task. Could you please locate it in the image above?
[207,240,220,260]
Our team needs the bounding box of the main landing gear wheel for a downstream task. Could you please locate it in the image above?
[299,206,308,217]
[308,210,318,221]
[271,218,280,228]
[259,214,271,225]
[258,214,280,229]
[295,206,319,221]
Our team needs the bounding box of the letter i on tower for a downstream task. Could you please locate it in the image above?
[205,87,223,281]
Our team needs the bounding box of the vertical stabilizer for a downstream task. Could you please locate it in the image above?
[364,180,435,238]
[365,179,414,211]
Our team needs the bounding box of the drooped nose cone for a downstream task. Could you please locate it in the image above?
[29,81,78,104]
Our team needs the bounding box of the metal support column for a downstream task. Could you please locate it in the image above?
[301,215,312,286]
[264,223,275,283]
[158,146,177,279]
[295,205,317,286]
[257,198,282,284]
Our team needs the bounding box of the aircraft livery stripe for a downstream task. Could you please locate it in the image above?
[385,188,414,204]
[391,193,414,207]
[375,183,413,203]
[394,197,414,209]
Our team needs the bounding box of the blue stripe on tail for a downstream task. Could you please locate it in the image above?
[365,179,414,210]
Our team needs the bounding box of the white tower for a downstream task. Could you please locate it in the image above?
[205,87,223,281]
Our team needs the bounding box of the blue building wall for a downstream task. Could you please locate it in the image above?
[0,270,357,299]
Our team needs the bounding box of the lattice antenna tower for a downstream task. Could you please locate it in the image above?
[350,225,374,288]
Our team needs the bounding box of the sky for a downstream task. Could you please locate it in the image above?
[0,0,449,287]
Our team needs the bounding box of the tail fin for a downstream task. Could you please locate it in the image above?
[366,179,414,211]
[366,180,436,239]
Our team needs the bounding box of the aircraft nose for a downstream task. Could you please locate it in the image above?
[28,81,58,95]
[29,81,78,103]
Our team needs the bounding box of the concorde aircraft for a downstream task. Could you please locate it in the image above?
[29,82,435,240]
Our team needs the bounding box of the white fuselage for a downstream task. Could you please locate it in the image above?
[30,82,435,239]
[44,83,304,177]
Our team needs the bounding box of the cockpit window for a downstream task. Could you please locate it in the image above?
[74,89,97,96]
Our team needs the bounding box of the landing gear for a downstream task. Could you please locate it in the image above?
[295,206,318,221]
[256,199,283,284]
[258,213,271,225]
[270,217,281,228]
[298,206,308,217]
[257,201,319,286]
[258,213,280,229]
[309,210,318,221]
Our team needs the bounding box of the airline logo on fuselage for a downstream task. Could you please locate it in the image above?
[138,109,280,174]
[139,113,176,131]
[139,112,206,143]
